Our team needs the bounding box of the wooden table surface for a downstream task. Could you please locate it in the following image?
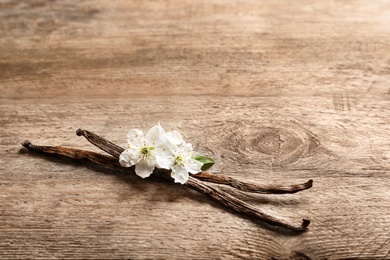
[1,1,390,259]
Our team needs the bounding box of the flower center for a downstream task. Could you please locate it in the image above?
[140,146,154,158]
[174,155,184,166]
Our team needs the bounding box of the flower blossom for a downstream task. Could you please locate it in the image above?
[119,124,165,178]
[156,130,203,184]
[119,124,204,184]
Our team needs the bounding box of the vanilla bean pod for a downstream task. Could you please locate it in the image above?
[21,129,312,231]
[76,129,122,158]
[195,171,313,194]
[185,177,310,231]
[76,129,313,195]
[21,141,310,231]
[21,141,120,168]
[76,129,311,230]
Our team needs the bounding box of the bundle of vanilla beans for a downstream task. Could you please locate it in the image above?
[22,129,313,231]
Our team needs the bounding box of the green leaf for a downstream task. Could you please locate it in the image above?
[195,155,215,171]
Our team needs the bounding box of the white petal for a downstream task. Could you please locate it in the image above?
[145,124,166,144]
[166,130,184,146]
[127,129,144,147]
[155,150,174,169]
[162,134,182,154]
[119,149,140,167]
[185,158,203,174]
[135,158,155,178]
[171,165,189,184]
[180,142,194,156]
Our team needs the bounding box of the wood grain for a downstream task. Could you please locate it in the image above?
[1,0,390,259]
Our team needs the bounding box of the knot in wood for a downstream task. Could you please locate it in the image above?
[236,126,315,166]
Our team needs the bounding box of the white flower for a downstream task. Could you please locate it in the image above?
[119,124,205,184]
[156,130,203,184]
[119,124,165,178]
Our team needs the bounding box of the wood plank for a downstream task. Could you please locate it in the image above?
[1,0,390,259]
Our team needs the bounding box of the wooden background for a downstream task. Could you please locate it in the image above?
[1,0,390,259]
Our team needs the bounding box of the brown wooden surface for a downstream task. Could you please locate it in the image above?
[1,1,390,259]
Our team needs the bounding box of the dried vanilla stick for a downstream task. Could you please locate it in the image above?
[77,129,313,194]
[22,129,313,231]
